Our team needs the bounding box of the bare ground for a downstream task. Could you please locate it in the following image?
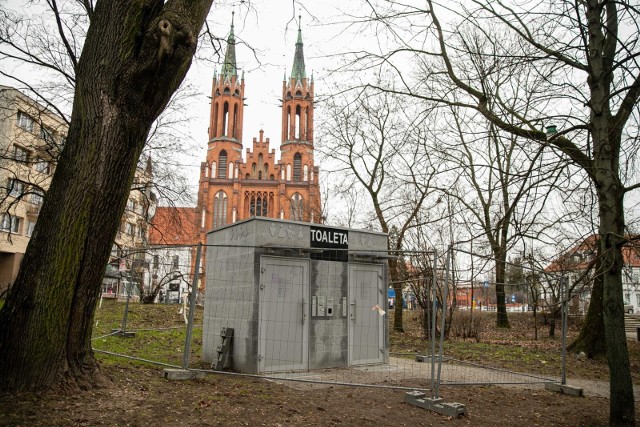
[0,364,619,426]
[1,305,638,426]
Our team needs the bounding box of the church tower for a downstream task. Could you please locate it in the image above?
[196,15,322,251]
[279,19,320,222]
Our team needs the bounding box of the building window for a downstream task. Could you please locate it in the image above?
[293,153,302,181]
[290,193,304,221]
[13,145,29,162]
[35,159,51,174]
[218,150,227,178]
[39,125,54,144]
[7,179,25,197]
[17,111,34,132]
[249,195,268,217]
[153,255,159,270]
[26,220,36,237]
[31,192,44,205]
[127,200,135,212]
[125,222,135,236]
[213,191,228,228]
[172,255,179,269]
[1,214,20,233]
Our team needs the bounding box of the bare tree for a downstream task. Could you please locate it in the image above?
[318,85,437,331]
[0,0,214,392]
[430,102,562,328]
[342,1,639,422]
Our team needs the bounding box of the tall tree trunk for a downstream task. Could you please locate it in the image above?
[598,183,635,424]
[390,257,404,332]
[494,252,510,328]
[0,0,213,392]
[568,251,606,358]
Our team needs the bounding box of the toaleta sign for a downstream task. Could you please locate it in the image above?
[310,225,349,262]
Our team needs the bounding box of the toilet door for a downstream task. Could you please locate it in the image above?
[348,263,384,365]
[259,257,309,372]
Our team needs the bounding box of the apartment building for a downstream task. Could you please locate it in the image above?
[0,85,155,295]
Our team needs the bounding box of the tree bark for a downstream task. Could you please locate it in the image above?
[0,0,213,392]
[494,251,509,328]
[568,252,606,358]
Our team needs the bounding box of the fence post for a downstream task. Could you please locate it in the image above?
[561,276,568,385]
[430,249,438,394]
[182,243,203,369]
[435,245,451,399]
[120,271,131,334]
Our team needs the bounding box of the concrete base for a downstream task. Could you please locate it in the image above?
[110,329,136,338]
[545,382,584,397]
[163,369,206,381]
[415,354,450,363]
[404,391,466,417]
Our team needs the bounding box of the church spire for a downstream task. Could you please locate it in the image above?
[290,16,306,82]
[221,12,237,78]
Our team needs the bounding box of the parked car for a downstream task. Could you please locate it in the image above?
[624,304,634,314]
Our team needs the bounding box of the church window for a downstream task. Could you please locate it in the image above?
[295,105,301,139]
[232,104,238,138]
[218,151,227,178]
[290,193,304,221]
[222,102,229,136]
[213,191,228,228]
[213,103,218,137]
[293,153,302,181]
[258,171,262,180]
[249,195,268,217]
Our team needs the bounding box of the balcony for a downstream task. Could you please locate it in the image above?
[27,203,42,216]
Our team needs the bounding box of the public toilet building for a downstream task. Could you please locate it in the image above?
[202,218,389,374]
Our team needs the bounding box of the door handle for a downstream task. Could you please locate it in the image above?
[302,298,307,324]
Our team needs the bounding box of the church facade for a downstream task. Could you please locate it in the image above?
[195,18,322,246]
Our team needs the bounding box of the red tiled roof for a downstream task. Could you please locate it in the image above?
[149,207,198,245]
[546,234,640,272]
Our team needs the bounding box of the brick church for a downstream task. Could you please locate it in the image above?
[195,16,322,245]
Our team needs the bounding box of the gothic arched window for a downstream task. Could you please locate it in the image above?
[213,191,228,228]
[290,193,304,221]
[293,153,302,181]
[218,150,227,178]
